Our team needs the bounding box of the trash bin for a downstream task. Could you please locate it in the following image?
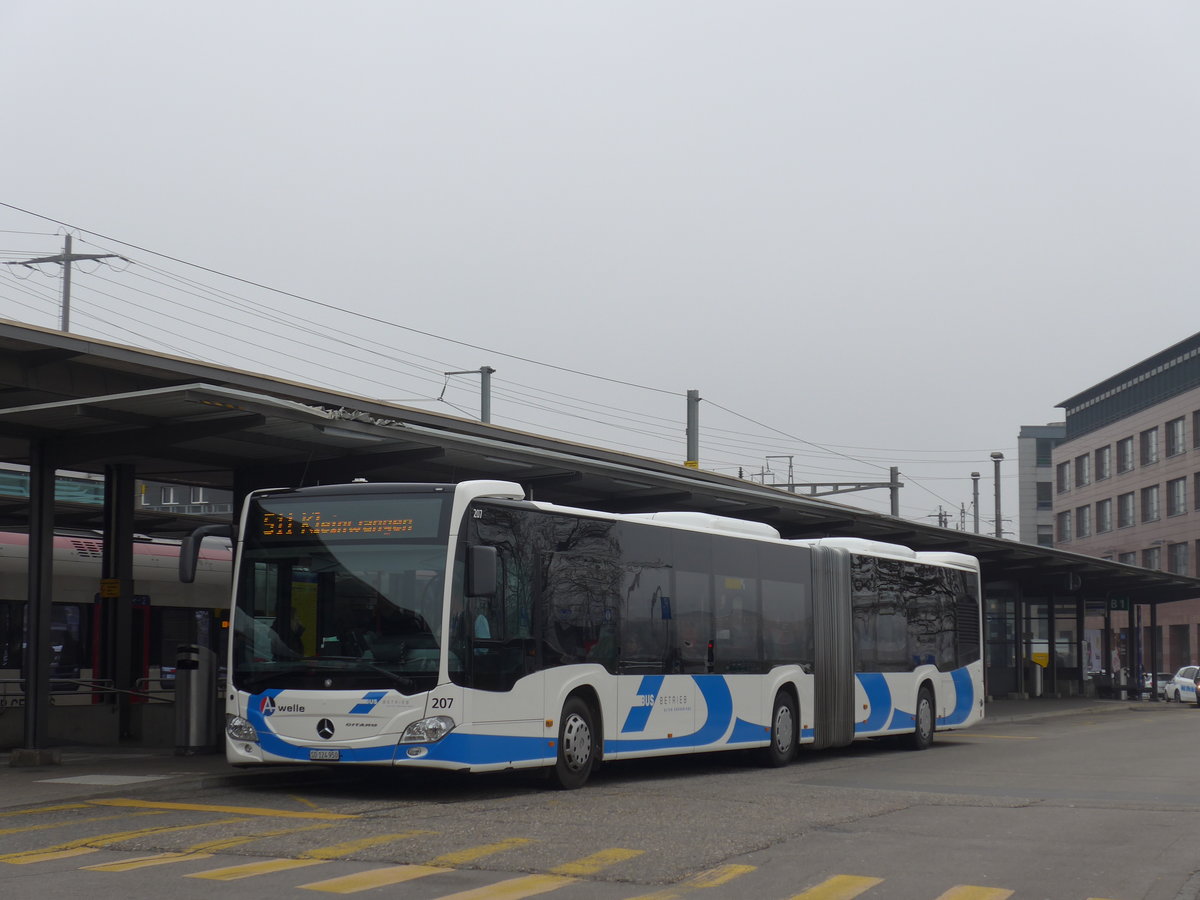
[175,644,217,755]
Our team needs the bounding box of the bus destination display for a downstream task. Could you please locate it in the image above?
[252,497,446,542]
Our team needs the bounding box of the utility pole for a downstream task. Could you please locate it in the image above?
[991,452,1004,539]
[1,234,124,332]
[685,389,700,469]
[971,471,981,533]
[443,366,495,423]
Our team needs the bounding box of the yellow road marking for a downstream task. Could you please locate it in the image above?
[82,822,339,872]
[549,848,643,876]
[789,874,884,899]
[428,837,533,866]
[687,865,757,888]
[83,851,215,872]
[626,864,758,899]
[300,830,436,860]
[432,874,578,900]
[288,794,326,811]
[0,812,157,837]
[935,887,1014,900]
[187,857,329,880]
[189,821,338,853]
[0,815,247,864]
[295,846,643,895]
[0,804,90,818]
[300,864,451,893]
[7,847,99,865]
[89,798,357,820]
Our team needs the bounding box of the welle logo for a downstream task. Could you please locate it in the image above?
[259,696,306,716]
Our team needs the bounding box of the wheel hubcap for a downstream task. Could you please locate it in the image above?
[775,705,794,753]
[561,714,592,771]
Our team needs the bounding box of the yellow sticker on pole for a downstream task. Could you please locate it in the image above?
[99,578,121,599]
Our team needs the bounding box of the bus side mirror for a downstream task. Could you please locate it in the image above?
[180,524,233,583]
[467,545,497,598]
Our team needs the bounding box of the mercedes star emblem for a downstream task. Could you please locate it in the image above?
[317,719,335,740]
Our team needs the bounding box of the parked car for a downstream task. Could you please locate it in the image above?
[1162,665,1200,704]
[1143,671,1174,700]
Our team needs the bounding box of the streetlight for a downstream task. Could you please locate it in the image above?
[991,452,1004,539]
[971,471,981,534]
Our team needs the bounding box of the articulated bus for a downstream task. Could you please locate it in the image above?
[212,480,984,788]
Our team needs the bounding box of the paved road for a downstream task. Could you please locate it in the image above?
[2,699,1198,899]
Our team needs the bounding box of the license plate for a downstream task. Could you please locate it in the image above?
[309,749,340,761]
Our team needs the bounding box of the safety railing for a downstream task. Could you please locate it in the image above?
[0,677,173,707]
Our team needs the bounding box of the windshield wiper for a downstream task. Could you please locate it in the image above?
[307,657,418,692]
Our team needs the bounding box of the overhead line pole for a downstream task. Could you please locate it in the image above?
[1,234,125,332]
[444,366,495,423]
[685,389,700,469]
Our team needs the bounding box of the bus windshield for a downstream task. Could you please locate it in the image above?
[231,492,453,695]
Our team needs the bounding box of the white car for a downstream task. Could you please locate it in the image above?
[1162,665,1200,704]
[1143,671,1174,700]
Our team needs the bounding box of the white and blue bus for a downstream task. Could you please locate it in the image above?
[212,480,983,788]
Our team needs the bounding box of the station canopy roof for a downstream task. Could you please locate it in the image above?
[0,318,1197,604]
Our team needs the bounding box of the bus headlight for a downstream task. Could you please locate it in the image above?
[399,716,455,743]
[226,715,259,742]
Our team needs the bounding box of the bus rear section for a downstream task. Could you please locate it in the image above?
[805,539,984,751]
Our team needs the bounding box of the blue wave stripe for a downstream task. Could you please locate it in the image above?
[728,717,770,744]
[937,668,975,726]
[855,673,892,733]
[349,690,389,715]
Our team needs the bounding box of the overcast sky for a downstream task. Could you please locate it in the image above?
[3,2,1199,533]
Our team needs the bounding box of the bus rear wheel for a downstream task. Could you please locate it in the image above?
[550,696,596,790]
[911,686,934,750]
[757,690,797,767]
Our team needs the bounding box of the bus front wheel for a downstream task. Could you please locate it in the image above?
[551,696,596,789]
[758,690,797,767]
[911,686,934,751]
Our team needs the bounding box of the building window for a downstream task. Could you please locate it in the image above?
[190,486,209,504]
[1117,437,1135,473]
[1035,438,1058,466]
[1056,462,1071,493]
[1140,428,1160,466]
[1075,506,1092,538]
[1143,546,1162,570]
[1167,417,1187,457]
[1168,542,1189,575]
[1194,411,1200,449]
[1094,445,1112,481]
[1036,481,1052,510]
[1168,477,1188,517]
[1117,492,1136,528]
[1141,484,1161,522]
[1096,498,1113,533]
[1075,454,1091,487]
[1036,525,1053,547]
[1118,551,1137,566]
[1056,510,1072,543]
[160,486,180,506]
